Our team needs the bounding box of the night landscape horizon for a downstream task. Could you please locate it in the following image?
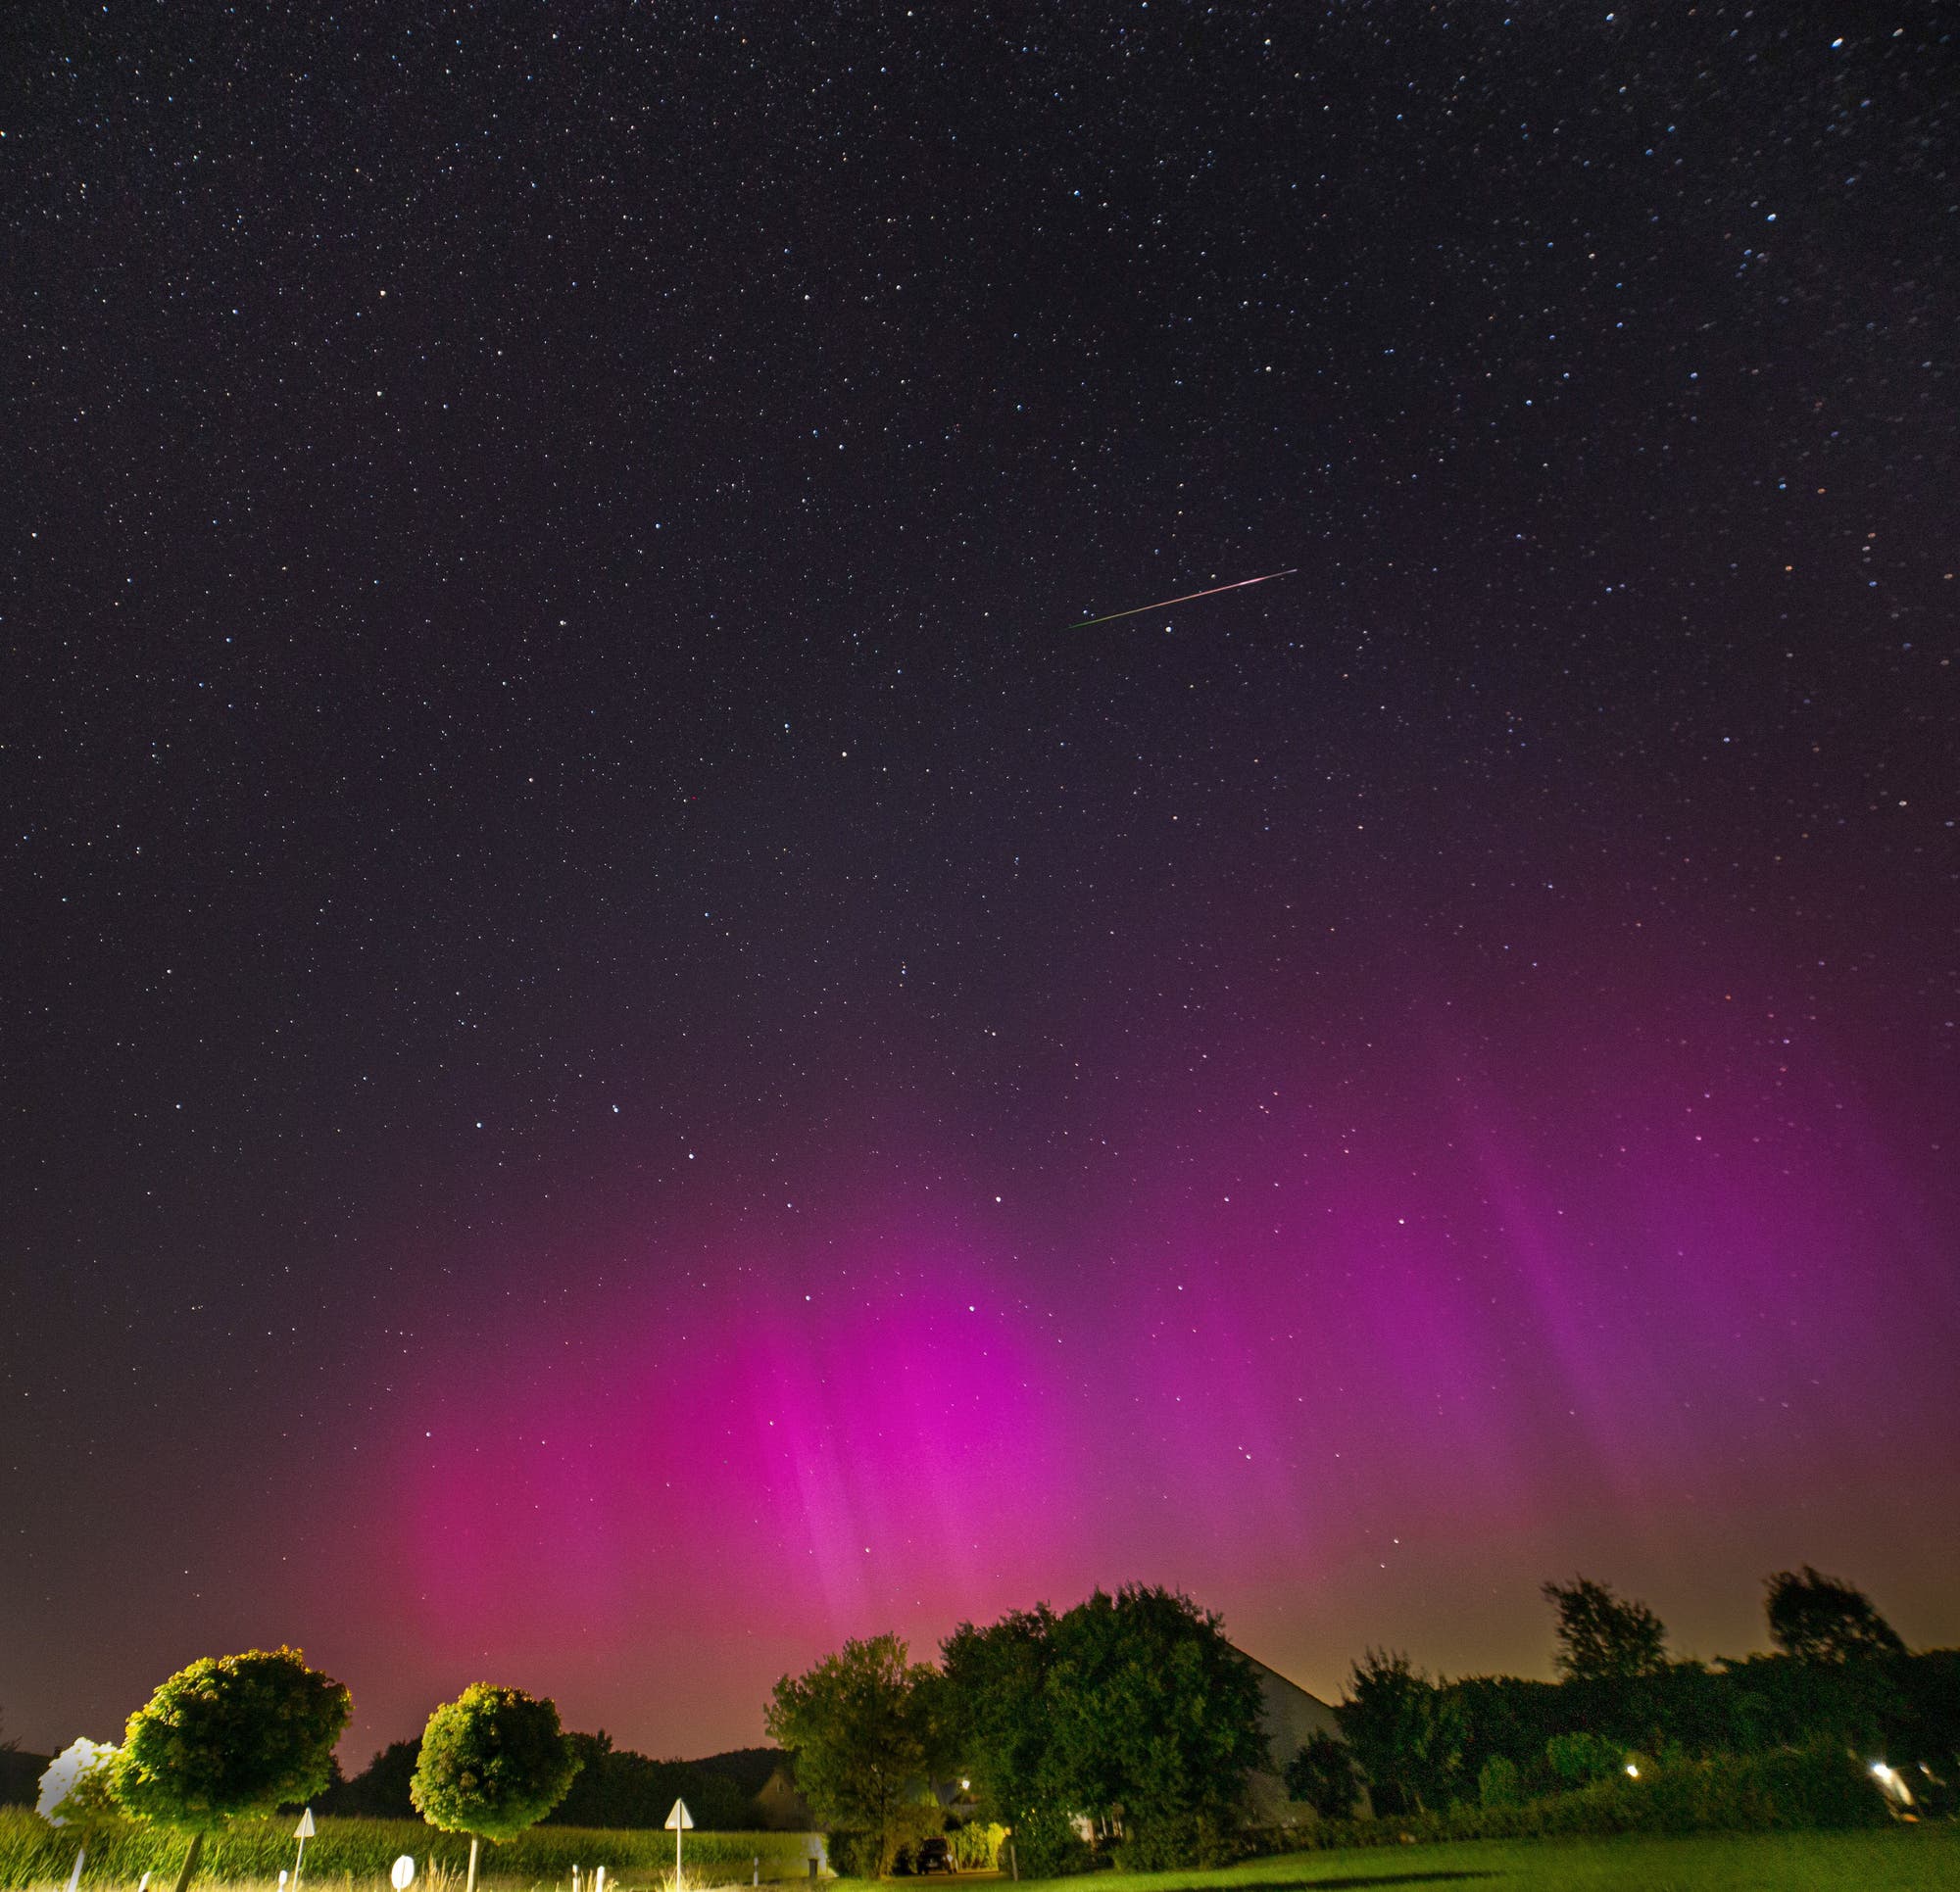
[5,4,1956,1779]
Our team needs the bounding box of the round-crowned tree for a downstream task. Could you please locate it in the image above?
[37,1737,123,1830]
[411,1684,579,1892]
[111,1648,351,1892]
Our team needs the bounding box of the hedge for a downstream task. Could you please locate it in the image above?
[1243,1744,1893,1854]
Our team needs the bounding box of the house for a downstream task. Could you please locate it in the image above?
[754,1761,815,1830]
[1236,1647,1366,1823]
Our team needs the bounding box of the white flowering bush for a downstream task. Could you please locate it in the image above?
[36,1740,121,1829]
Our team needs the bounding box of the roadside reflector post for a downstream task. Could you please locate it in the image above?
[664,1798,695,1889]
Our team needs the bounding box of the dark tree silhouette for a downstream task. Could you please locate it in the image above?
[1542,1576,1668,1680]
[1284,1729,1361,1819]
[1765,1566,1907,1663]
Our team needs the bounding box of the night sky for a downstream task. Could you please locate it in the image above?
[6,5,1957,1767]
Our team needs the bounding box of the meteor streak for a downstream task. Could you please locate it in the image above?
[1064,565,1297,630]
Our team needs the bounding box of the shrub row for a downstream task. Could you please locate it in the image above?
[0,1811,820,1890]
[1244,1743,1892,1853]
[1448,1649,1960,1787]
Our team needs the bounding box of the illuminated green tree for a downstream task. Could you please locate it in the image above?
[943,1586,1267,1870]
[412,1685,579,1892]
[111,1649,350,1892]
[1045,1585,1267,1868]
[765,1633,940,1877]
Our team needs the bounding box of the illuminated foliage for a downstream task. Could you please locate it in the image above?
[110,1649,350,1892]
[411,1685,579,1844]
[764,1633,939,1876]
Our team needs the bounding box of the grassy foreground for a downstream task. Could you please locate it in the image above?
[956,1829,1960,1892]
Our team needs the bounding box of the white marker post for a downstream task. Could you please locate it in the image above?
[286,1810,314,1892]
[288,1810,316,1892]
[391,1857,416,1892]
[63,1848,85,1892]
[664,1799,694,1890]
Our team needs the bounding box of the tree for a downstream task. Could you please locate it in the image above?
[941,1608,1065,1842]
[1043,1585,1267,1868]
[327,1739,420,1819]
[941,1587,1268,1870]
[412,1684,579,1892]
[943,1605,1102,1877]
[545,1733,756,1830]
[110,1648,350,1892]
[765,1633,939,1876]
[1542,1577,1668,1681]
[36,1736,126,1861]
[1765,1567,1907,1664]
[1283,1730,1360,1820]
[1333,1650,1464,1817]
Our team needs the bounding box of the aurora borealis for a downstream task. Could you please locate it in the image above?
[5,5,1955,1763]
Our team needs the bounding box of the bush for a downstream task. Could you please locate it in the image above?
[1746,1745,1895,1828]
[1004,1807,1096,1878]
[945,1820,1004,1869]
[1284,1731,1361,1819]
[1112,1810,1247,1870]
[1477,1756,1521,1808]
[1545,1730,1623,1788]
[823,1829,875,1878]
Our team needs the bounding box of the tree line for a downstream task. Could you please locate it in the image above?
[1296,1567,1955,1820]
[766,1566,1956,1873]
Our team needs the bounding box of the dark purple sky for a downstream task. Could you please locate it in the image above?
[5,4,1956,1765]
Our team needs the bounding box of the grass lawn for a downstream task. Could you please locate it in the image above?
[951,1829,1960,1892]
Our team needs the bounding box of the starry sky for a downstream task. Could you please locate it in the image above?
[5,4,1957,1766]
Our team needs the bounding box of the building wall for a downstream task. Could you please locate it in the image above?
[1244,1650,1344,1756]
[1236,1648,1367,1822]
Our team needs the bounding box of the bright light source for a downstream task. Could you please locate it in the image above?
[1624,1763,1639,1777]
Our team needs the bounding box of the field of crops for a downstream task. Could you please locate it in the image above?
[0,1812,823,1892]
